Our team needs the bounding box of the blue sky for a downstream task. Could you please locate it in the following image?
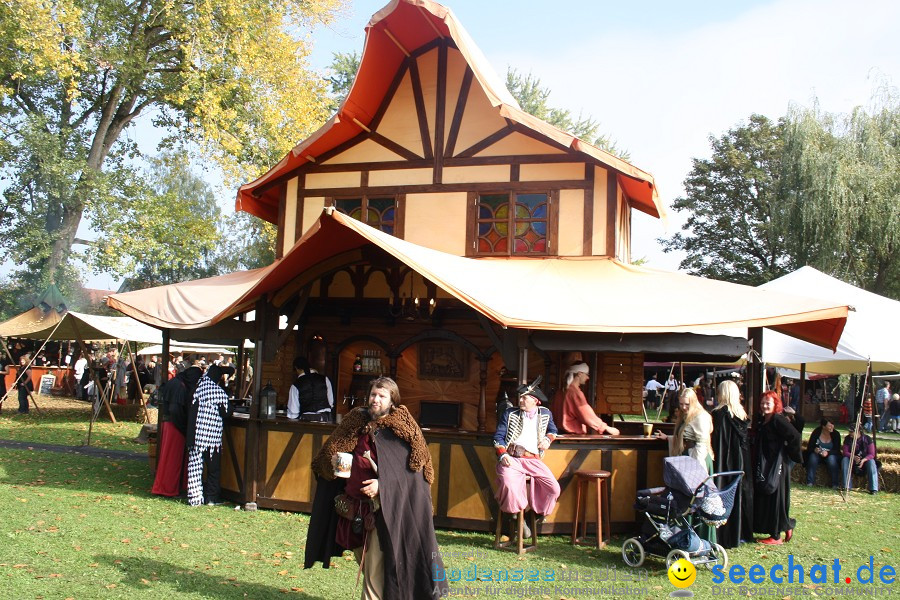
[17,0,898,290]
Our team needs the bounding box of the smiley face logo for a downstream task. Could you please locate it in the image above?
[667,558,696,588]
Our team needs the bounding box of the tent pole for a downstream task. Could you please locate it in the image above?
[241,374,254,403]
[799,363,807,415]
[15,320,70,414]
[747,327,764,423]
[235,337,244,400]
[516,329,529,385]
[656,362,676,422]
[869,364,879,449]
[0,336,17,407]
[72,334,104,446]
[843,362,871,501]
[71,320,116,426]
[161,330,171,385]
[125,340,149,423]
[8,317,66,414]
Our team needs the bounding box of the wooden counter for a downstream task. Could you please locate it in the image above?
[221,415,670,534]
[4,366,74,396]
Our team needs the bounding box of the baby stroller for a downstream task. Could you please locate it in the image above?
[621,456,742,569]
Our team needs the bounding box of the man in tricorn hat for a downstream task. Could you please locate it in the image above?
[493,376,560,536]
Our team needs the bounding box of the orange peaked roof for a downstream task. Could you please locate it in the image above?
[236,0,664,224]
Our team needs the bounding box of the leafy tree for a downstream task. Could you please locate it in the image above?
[218,212,278,274]
[0,277,28,322]
[97,153,224,291]
[660,115,790,285]
[780,88,900,298]
[325,51,360,112]
[505,68,630,160]
[663,90,899,298]
[0,0,342,287]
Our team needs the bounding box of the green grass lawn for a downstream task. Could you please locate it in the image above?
[1,398,898,599]
[0,396,153,451]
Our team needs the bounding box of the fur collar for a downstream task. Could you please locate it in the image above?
[312,404,434,484]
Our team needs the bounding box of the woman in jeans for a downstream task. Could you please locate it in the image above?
[805,418,841,488]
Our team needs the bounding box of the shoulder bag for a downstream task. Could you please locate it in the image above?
[755,447,784,494]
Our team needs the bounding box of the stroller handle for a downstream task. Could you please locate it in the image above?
[692,471,743,500]
[711,471,744,479]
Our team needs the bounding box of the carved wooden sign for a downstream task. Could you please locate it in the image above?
[418,342,467,380]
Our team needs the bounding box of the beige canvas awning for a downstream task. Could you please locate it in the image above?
[0,306,65,338]
[107,268,269,330]
[1,311,163,344]
[108,210,849,350]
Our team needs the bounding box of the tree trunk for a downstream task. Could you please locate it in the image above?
[45,199,85,284]
[42,78,140,284]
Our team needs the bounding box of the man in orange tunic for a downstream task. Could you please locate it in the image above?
[560,363,620,435]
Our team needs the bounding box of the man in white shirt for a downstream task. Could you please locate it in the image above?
[73,354,88,400]
[664,373,681,422]
[493,378,560,535]
[287,357,334,422]
[644,374,665,410]
[876,381,891,432]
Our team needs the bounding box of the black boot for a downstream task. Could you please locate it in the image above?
[506,513,531,540]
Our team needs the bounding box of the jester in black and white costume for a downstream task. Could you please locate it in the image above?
[186,364,230,506]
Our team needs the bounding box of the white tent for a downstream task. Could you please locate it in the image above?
[137,342,237,357]
[759,267,900,374]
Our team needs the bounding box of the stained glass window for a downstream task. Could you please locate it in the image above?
[335,197,395,235]
[475,192,548,255]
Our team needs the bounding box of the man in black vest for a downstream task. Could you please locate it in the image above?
[288,357,334,422]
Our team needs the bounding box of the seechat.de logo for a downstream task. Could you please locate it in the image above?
[711,555,896,586]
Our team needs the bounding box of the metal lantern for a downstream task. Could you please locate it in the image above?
[260,381,277,419]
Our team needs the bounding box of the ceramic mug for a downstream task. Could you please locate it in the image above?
[333,452,353,478]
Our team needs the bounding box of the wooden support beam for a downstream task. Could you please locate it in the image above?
[444,67,473,158]
[275,286,311,350]
[747,327,763,423]
[433,42,447,183]
[381,27,410,56]
[408,60,433,160]
[369,130,422,161]
[455,126,514,159]
[606,170,617,257]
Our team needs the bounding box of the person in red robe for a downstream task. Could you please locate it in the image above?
[151,366,202,497]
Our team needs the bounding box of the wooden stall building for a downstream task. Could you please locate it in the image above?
[107,0,849,535]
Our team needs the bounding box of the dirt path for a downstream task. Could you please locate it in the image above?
[0,438,147,461]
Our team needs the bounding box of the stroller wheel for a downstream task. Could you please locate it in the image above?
[705,543,728,570]
[666,549,690,569]
[621,537,645,567]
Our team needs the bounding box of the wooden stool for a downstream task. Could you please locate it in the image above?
[493,475,538,554]
[571,469,611,549]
